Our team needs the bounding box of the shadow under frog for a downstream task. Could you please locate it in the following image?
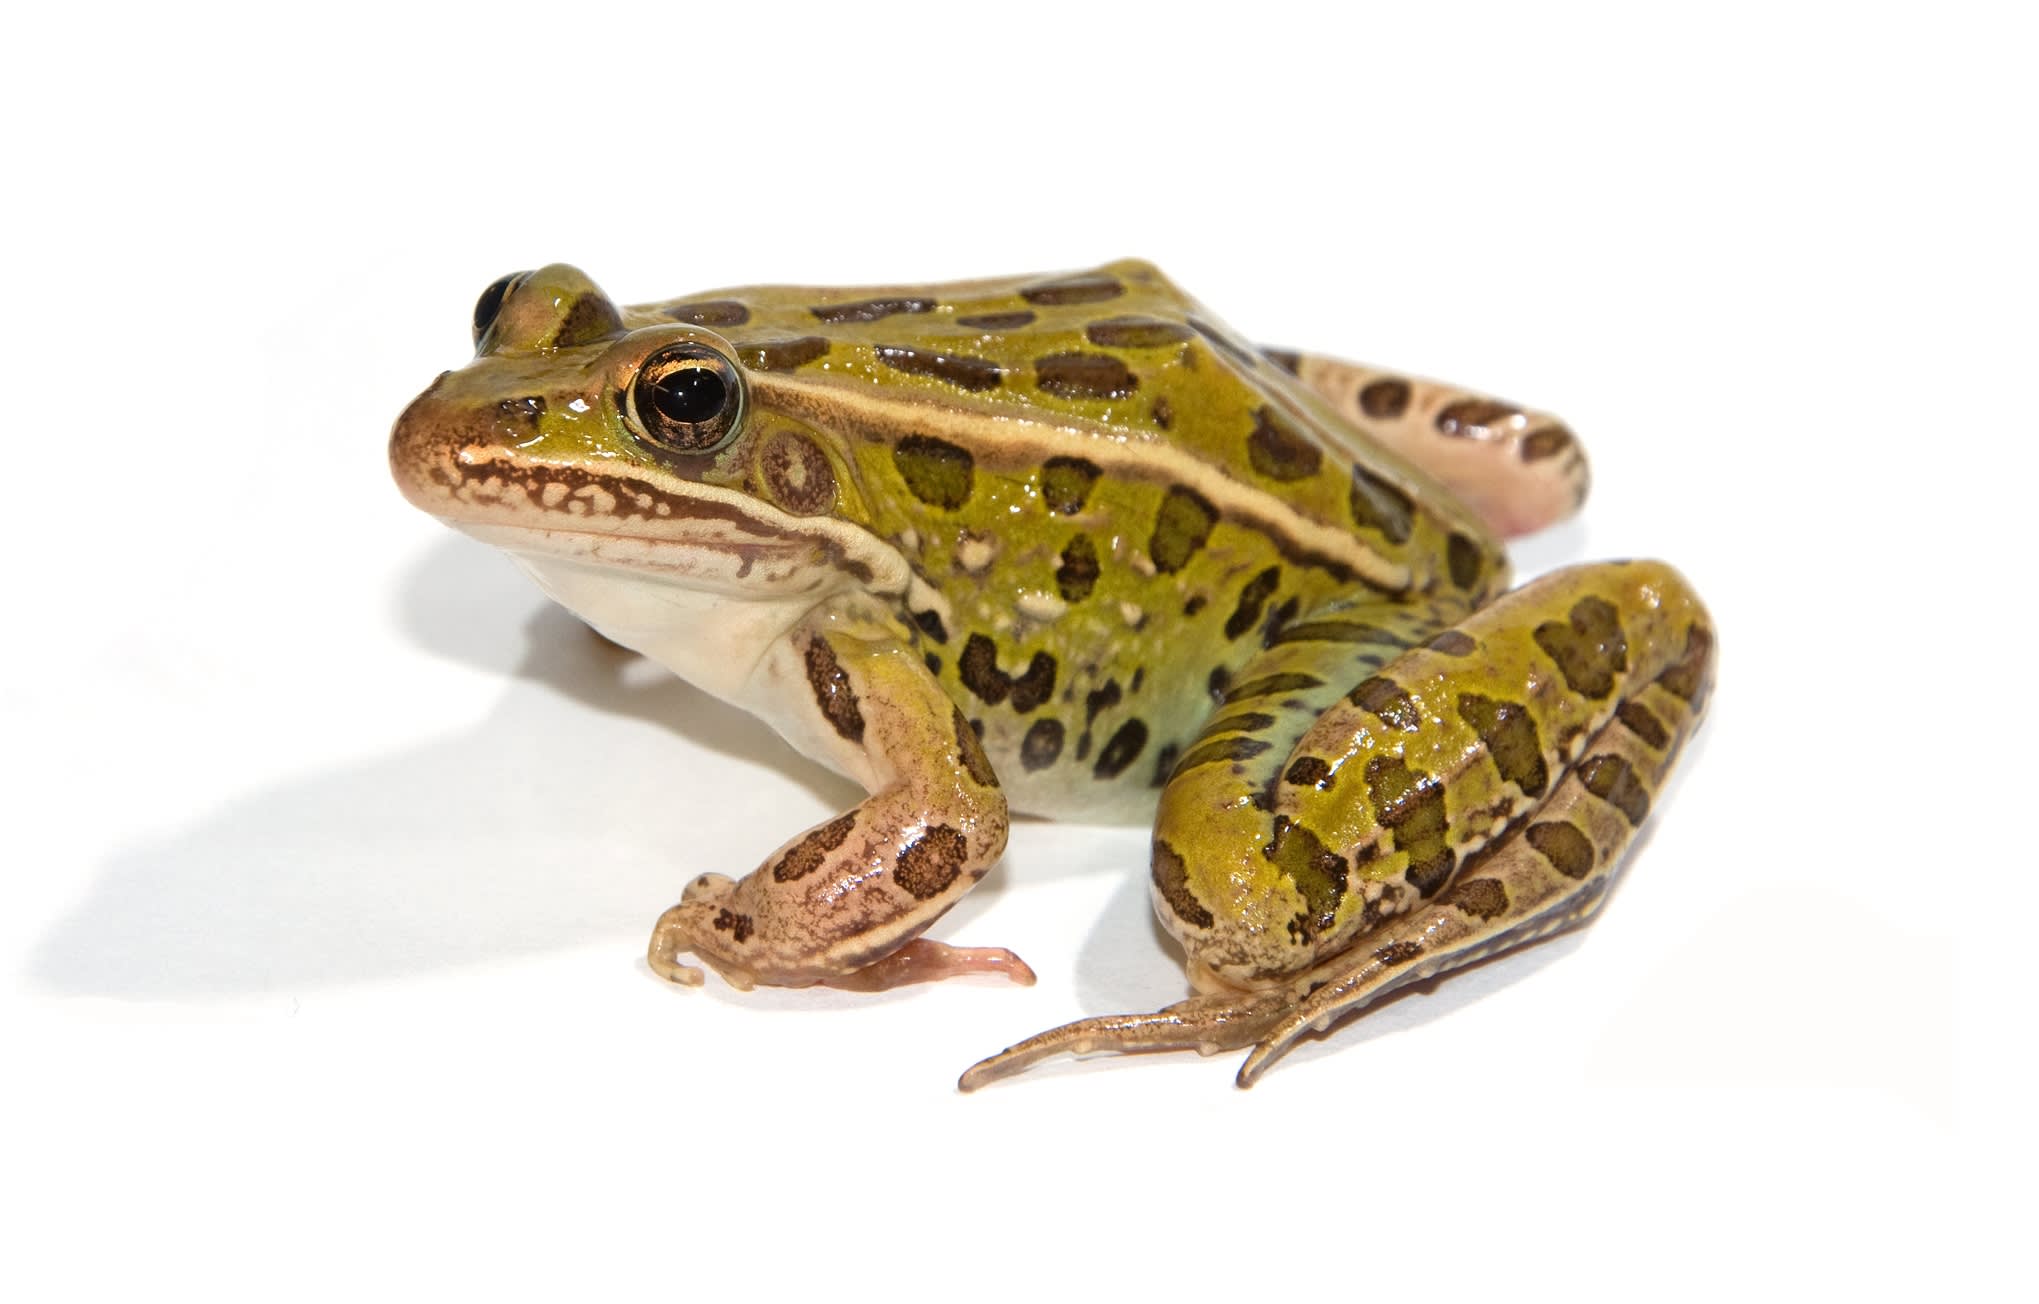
[29,537,1017,1001]
[33,527,1613,1046]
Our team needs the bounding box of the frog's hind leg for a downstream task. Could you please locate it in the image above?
[1265,348,1588,538]
[962,561,1714,1090]
[1234,638,1712,1085]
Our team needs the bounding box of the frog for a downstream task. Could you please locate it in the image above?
[389,260,1714,1088]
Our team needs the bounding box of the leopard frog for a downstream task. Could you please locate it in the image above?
[389,260,1714,1087]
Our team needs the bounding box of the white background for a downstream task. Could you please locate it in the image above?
[5,3,2025,1299]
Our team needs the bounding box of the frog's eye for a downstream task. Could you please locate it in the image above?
[472,271,531,347]
[626,342,745,455]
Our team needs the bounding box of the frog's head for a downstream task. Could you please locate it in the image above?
[391,265,884,600]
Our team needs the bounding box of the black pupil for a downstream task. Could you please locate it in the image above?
[649,367,727,425]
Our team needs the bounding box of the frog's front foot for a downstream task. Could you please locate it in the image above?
[649,879,1034,994]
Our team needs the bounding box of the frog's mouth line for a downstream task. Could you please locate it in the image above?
[407,444,917,603]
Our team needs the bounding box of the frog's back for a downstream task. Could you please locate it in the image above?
[628,258,1486,589]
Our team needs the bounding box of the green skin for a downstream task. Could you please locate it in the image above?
[389,260,1715,1087]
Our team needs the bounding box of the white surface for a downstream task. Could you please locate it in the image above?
[5,3,2022,1299]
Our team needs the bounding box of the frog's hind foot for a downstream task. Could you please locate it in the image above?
[957,989,1290,1091]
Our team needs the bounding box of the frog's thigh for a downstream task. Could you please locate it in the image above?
[1267,347,1588,538]
[647,616,1019,992]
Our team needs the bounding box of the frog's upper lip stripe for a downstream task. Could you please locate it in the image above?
[404,440,911,596]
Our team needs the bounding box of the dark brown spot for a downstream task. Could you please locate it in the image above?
[1263,347,1303,374]
[1152,839,1213,928]
[759,431,837,516]
[1093,719,1149,779]
[954,707,999,788]
[1039,456,1101,515]
[1616,700,1670,749]
[1206,666,1230,702]
[741,336,830,371]
[1658,624,1715,707]
[1261,597,1300,646]
[1456,692,1549,798]
[1150,396,1174,429]
[1580,754,1651,826]
[1374,940,1424,966]
[1182,594,1207,617]
[1055,534,1100,602]
[711,908,755,944]
[772,813,858,883]
[924,652,942,676]
[1086,316,1193,349]
[1149,742,1180,788]
[1210,711,1276,736]
[1349,465,1414,543]
[876,344,1003,392]
[1535,596,1629,699]
[958,635,1056,713]
[1009,653,1056,713]
[1285,757,1333,789]
[1020,718,1065,771]
[1273,619,1397,647]
[1171,735,1273,774]
[956,310,1035,330]
[1085,679,1122,724]
[1365,755,1455,896]
[810,296,935,324]
[1427,630,1477,657]
[553,295,623,347]
[1447,878,1510,921]
[1350,676,1421,731]
[1186,317,1259,369]
[1035,351,1139,400]
[1020,273,1123,306]
[1447,533,1485,590]
[1148,486,1217,574]
[665,299,749,327]
[804,638,864,743]
[893,435,975,509]
[1263,815,1347,940]
[893,824,968,900]
[1527,820,1595,880]
[1436,398,1521,438]
[913,608,949,644]
[1246,407,1324,482]
[1521,425,1575,461]
[1222,672,1324,704]
[959,634,1008,705]
[1224,567,1281,640]
[1359,378,1411,420]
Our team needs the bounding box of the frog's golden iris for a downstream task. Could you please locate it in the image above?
[391,259,1713,1088]
[625,340,745,457]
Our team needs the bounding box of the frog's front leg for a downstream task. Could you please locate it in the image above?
[1267,348,1589,539]
[648,603,1026,993]
[962,560,1713,1089]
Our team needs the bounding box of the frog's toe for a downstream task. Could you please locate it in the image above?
[824,940,1037,993]
[646,902,710,986]
[957,991,1287,1091]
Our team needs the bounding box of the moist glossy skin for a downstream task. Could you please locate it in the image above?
[390,260,1714,1087]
